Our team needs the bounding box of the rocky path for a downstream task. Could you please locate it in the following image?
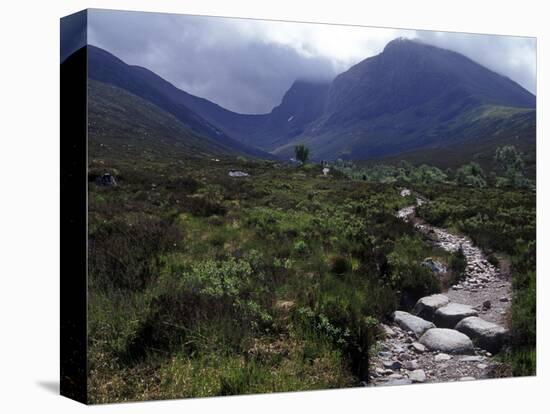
[369,192,512,386]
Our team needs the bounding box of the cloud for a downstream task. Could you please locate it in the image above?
[87,9,536,114]
[413,30,536,95]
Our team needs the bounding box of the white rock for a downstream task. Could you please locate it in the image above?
[404,360,419,370]
[381,324,396,337]
[381,378,412,386]
[228,170,249,177]
[458,356,484,362]
[393,311,435,338]
[434,303,478,328]
[413,294,450,321]
[419,328,475,354]
[411,342,427,353]
[408,369,427,383]
[455,316,508,353]
[434,353,452,362]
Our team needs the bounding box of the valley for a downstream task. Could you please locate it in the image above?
[74,36,536,402]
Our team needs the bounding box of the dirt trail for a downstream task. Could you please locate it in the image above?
[369,193,511,386]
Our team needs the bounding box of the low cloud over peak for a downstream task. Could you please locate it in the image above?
[87,9,535,114]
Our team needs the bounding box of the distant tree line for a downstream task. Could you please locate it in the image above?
[332,145,532,189]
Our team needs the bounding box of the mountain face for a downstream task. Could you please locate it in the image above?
[168,79,329,151]
[324,38,534,125]
[87,79,242,161]
[86,45,272,159]
[271,38,535,159]
[86,39,535,162]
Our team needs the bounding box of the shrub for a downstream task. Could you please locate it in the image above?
[295,145,310,164]
[219,363,264,396]
[293,240,308,254]
[89,215,181,291]
[165,175,202,193]
[329,255,351,275]
[487,253,499,268]
[183,196,227,217]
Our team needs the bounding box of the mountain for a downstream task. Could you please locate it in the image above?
[86,40,535,163]
[153,78,329,151]
[271,38,535,159]
[86,45,273,159]
[88,79,243,161]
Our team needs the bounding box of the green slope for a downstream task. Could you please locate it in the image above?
[88,79,240,163]
[273,104,535,168]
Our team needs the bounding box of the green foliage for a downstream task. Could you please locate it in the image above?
[456,162,486,188]
[448,247,467,286]
[495,145,524,175]
[494,146,532,189]
[293,240,308,254]
[329,255,351,275]
[334,151,534,190]
[89,215,182,291]
[333,160,448,185]
[450,247,467,274]
[487,253,499,268]
[88,151,534,401]
[294,144,310,164]
[180,257,254,298]
[417,185,536,376]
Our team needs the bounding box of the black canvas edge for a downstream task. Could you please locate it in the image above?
[60,9,88,404]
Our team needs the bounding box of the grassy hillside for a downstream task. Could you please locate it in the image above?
[87,152,462,402]
[357,106,536,177]
[88,80,241,163]
[88,142,536,401]
[415,185,536,376]
[273,104,535,165]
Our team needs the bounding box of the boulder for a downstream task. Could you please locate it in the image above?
[455,316,509,353]
[422,258,447,274]
[383,360,402,370]
[434,303,478,328]
[228,170,249,177]
[380,324,396,337]
[408,369,427,383]
[393,311,435,338]
[404,360,419,370]
[434,353,451,362]
[411,342,427,353]
[419,328,474,354]
[381,378,412,386]
[96,172,117,187]
[458,356,484,362]
[413,294,450,321]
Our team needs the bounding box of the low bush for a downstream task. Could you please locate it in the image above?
[89,215,181,291]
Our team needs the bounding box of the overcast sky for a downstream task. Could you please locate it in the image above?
[87,9,536,114]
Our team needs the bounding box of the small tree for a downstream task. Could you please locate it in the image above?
[456,162,486,188]
[494,145,527,187]
[495,145,524,174]
[294,144,310,164]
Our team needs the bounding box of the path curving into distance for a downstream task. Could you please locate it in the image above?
[369,191,512,386]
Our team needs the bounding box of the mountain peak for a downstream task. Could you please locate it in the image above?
[382,37,425,52]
